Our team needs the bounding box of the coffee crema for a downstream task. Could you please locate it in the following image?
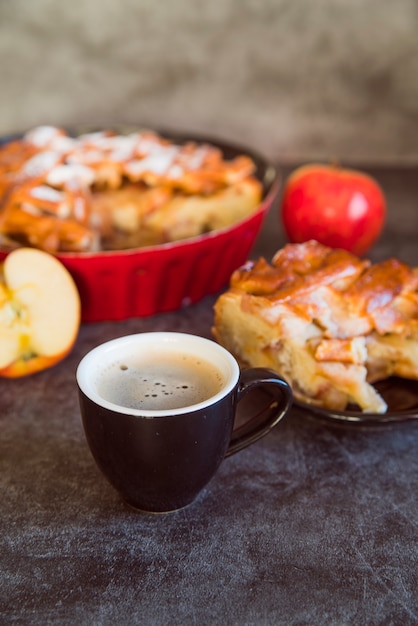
[97,351,226,411]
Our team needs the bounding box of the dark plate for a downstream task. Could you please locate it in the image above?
[295,377,418,425]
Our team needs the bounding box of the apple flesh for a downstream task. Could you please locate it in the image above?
[0,248,81,377]
[280,164,386,256]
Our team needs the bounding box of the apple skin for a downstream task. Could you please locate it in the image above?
[0,353,72,378]
[280,164,386,256]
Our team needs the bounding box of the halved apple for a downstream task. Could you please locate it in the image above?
[0,248,81,377]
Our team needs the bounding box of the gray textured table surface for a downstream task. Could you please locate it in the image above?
[1,165,417,626]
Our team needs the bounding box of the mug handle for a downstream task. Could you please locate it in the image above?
[225,368,293,457]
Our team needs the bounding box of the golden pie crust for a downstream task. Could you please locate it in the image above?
[0,126,262,253]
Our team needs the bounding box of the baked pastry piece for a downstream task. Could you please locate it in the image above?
[0,126,262,252]
[213,240,418,413]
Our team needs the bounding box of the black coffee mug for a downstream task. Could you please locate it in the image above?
[76,332,292,513]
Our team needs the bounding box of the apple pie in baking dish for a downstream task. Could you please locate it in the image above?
[0,126,262,253]
[213,240,418,413]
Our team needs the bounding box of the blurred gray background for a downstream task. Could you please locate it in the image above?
[1,0,418,164]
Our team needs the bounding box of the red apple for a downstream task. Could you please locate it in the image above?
[280,164,386,256]
[0,248,81,377]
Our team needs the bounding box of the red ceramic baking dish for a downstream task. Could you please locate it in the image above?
[0,128,280,322]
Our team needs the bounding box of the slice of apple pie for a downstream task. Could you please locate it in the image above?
[213,240,418,413]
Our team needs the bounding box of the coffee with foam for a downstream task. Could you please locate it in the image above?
[97,351,226,411]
